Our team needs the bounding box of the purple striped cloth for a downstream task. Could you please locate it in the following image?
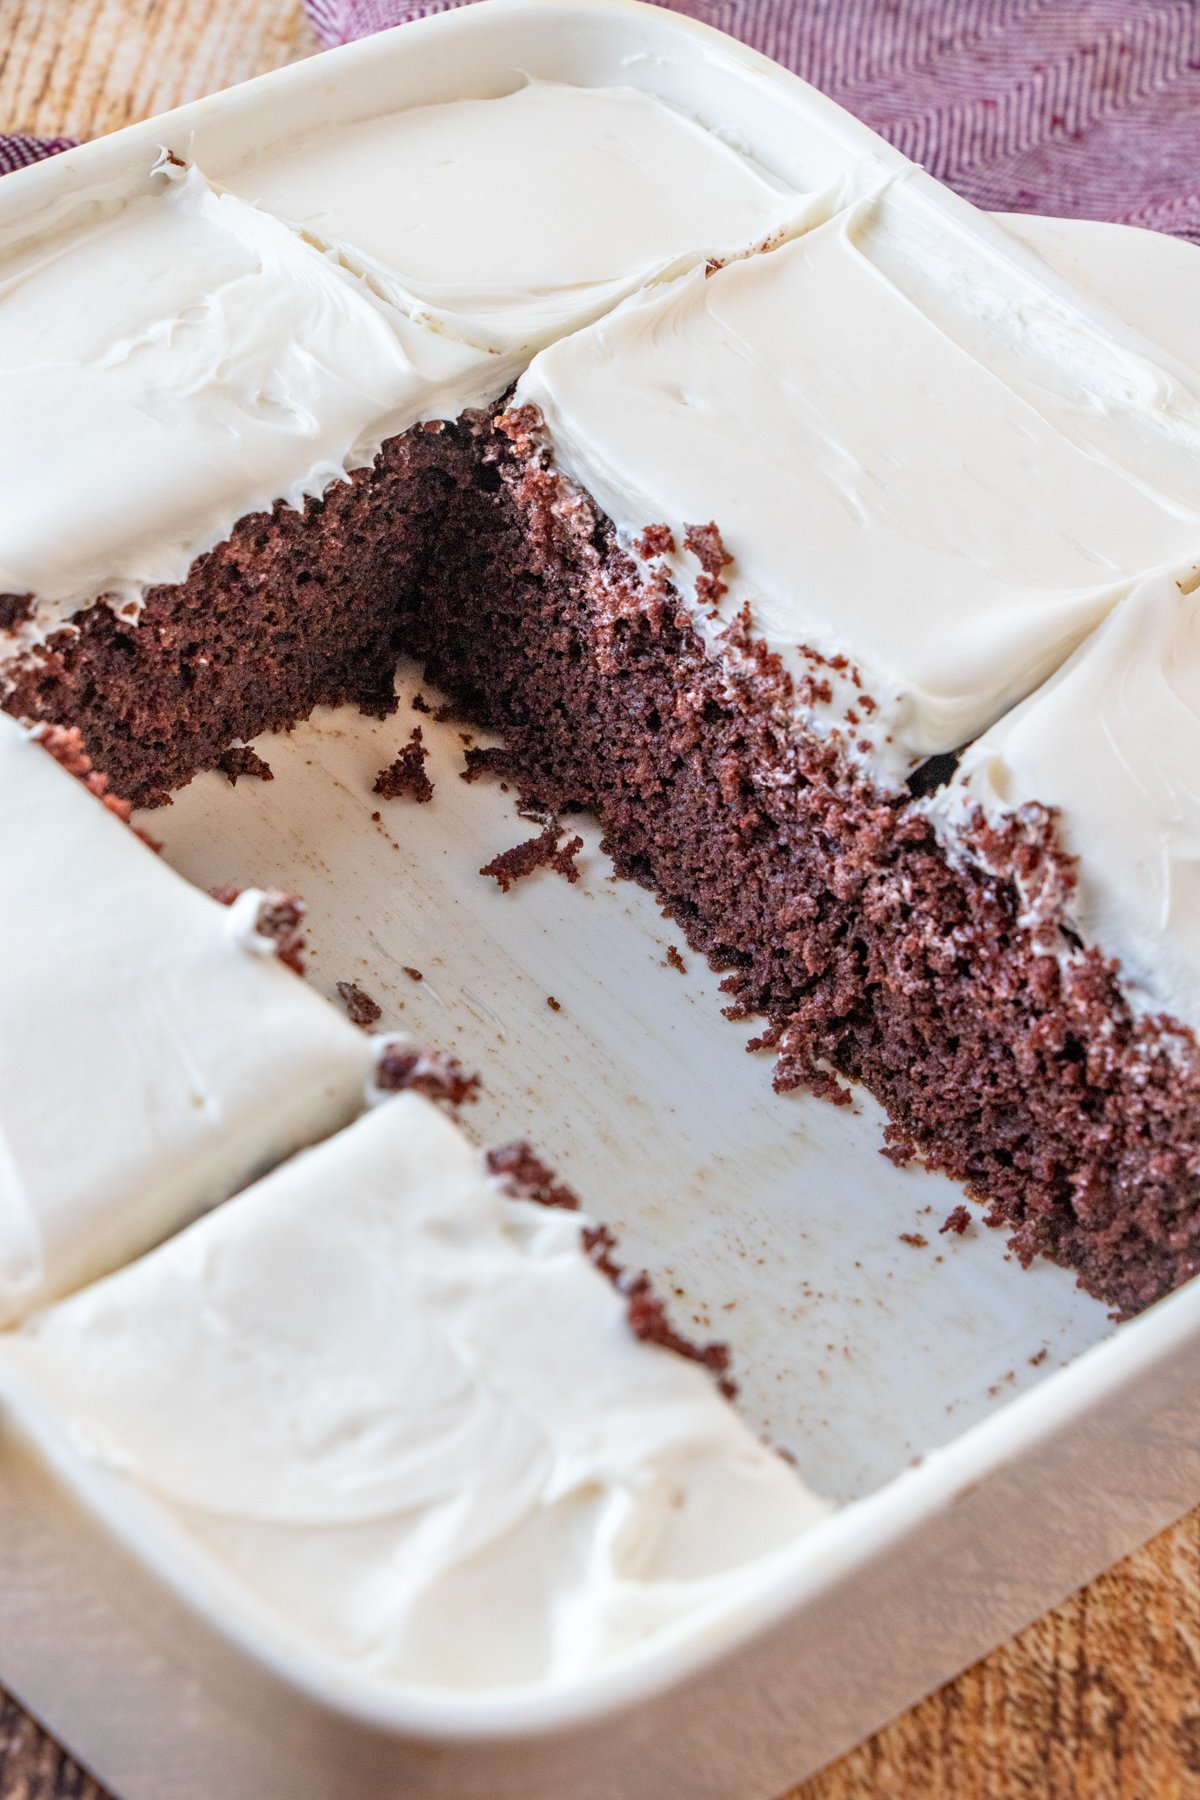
[0,131,73,175]
[4,2,1200,242]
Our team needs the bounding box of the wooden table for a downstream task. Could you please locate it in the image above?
[3,2,1200,1793]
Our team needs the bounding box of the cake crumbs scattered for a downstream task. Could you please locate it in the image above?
[899,1232,928,1249]
[411,692,431,714]
[486,1142,580,1211]
[1030,1347,1049,1367]
[940,1205,972,1236]
[481,825,583,892]
[487,1142,734,1396]
[375,1043,480,1107]
[335,980,382,1028]
[588,1223,736,1399]
[374,728,433,803]
[402,966,424,983]
[546,995,562,1012]
[664,944,687,973]
[217,744,273,786]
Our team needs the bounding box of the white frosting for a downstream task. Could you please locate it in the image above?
[1002,214,1200,384]
[932,566,1200,1034]
[517,180,1200,777]
[0,157,491,626]
[0,1095,824,1692]
[0,83,806,634]
[0,714,374,1325]
[219,80,809,354]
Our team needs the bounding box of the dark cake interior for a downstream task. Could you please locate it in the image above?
[7,402,1199,1318]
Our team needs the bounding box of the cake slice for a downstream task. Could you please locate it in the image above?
[0,152,495,801]
[923,567,1200,1310]
[0,1094,824,1691]
[0,716,374,1325]
[506,181,1200,779]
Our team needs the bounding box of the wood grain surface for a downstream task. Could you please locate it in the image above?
[2,2,1200,1794]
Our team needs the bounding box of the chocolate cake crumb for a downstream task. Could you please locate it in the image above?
[637,524,676,559]
[664,945,687,973]
[251,896,307,975]
[546,995,561,1011]
[585,1224,736,1398]
[217,744,274,786]
[486,1141,580,1211]
[0,592,32,630]
[335,980,382,1028]
[212,887,308,976]
[375,1042,480,1106]
[374,728,433,803]
[486,1141,734,1393]
[251,894,308,975]
[403,965,423,983]
[481,824,583,892]
[461,744,516,785]
[682,521,731,577]
[1030,1348,1049,1367]
[411,692,432,714]
[940,1205,972,1237]
[899,1232,929,1249]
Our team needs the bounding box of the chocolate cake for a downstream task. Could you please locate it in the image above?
[406,405,1200,1318]
[3,426,457,807]
[7,77,1200,1320]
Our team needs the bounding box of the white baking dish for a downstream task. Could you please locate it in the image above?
[4,2,1200,1794]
